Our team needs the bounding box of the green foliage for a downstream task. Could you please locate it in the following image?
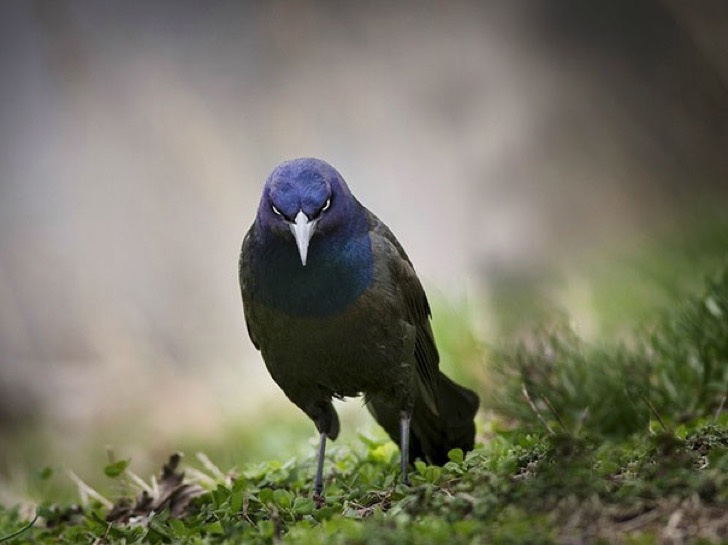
[487,268,728,437]
[647,271,728,420]
[104,460,130,478]
[2,423,726,544]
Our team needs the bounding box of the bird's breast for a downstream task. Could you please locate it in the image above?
[252,291,415,399]
[252,233,374,317]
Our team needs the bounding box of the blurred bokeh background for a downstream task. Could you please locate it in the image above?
[1,0,727,502]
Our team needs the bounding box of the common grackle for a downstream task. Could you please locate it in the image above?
[239,158,479,496]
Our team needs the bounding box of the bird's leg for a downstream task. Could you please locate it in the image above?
[313,431,327,501]
[399,410,412,485]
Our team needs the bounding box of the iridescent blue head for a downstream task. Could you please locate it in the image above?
[257,158,359,266]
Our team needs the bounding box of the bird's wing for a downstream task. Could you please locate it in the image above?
[366,208,441,414]
[239,227,261,351]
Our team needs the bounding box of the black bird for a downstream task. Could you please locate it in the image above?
[239,158,479,495]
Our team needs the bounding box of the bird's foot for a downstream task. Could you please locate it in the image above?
[312,491,326,509]
[312,431,327,507]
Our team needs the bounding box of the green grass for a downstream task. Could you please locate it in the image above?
[1,265,727,543]
[486,268,728,437]
[1,422,726,544]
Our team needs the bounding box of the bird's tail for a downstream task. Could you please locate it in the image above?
[410,373,479,464]
[368,372,479,465]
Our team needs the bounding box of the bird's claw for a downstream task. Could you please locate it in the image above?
[312,491,326,509]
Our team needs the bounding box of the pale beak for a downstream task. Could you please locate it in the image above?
[290,210,317,266]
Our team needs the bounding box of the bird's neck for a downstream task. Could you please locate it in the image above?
[253,209,374,317]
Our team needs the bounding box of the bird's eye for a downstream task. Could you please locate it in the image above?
[322,198,331,212]
[271,204,283,217]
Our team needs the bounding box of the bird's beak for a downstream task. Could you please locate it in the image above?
[290,210,317,266]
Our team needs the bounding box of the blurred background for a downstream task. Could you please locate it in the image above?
[1,0,727,502]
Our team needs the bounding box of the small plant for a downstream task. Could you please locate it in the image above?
[2,422,726,544]
[486,268,728,438]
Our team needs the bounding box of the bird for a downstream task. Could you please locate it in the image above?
[239,158,479,496]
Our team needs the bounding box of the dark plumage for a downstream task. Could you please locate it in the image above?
[239,158,479,495]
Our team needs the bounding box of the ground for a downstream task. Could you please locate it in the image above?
[1,262,727,545]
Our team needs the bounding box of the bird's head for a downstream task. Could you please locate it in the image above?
[257,158,355,266]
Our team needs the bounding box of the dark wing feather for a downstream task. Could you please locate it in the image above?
[239,226,260,351]
[366,208,441,414]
